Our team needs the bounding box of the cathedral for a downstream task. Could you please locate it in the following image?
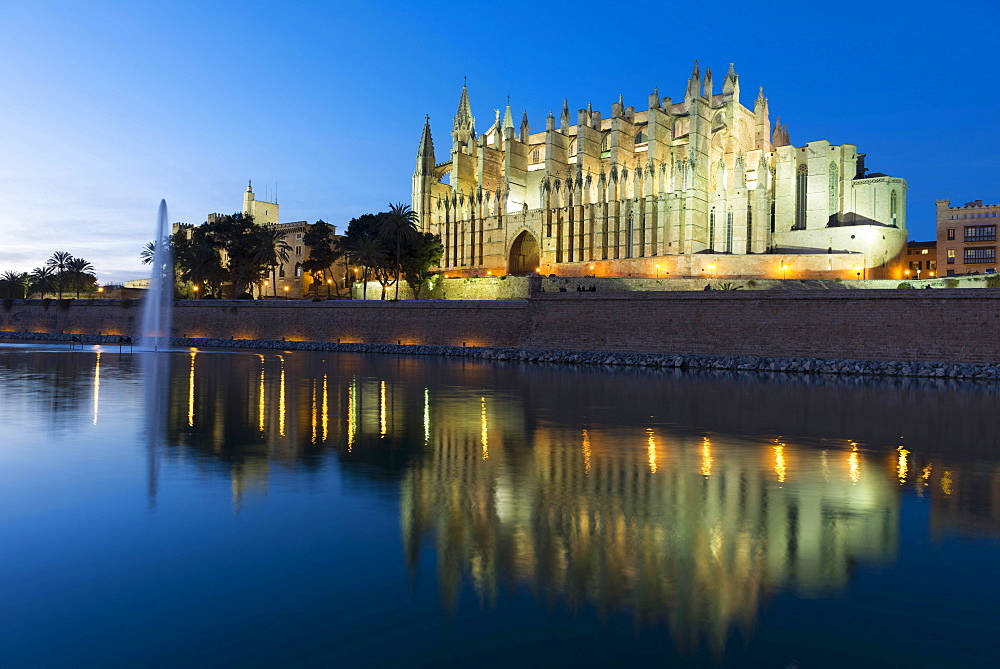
[412,63,907,279]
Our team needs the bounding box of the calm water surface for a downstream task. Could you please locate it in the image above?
[1,343,999,667]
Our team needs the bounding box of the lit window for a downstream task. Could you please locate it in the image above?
[964,225,996,243]
[964,247,996,264]
[947,249,956,264]
[948,228,955,240]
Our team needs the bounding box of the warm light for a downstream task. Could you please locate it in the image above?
[647,428,657,473]
[535,267,541,272]
[347,378,357,452]
[97,287,104,293]
[258,355,265,432]
[278,355,286,437]
[897,446,910,483]
[588,265,594,271]
[904,270,910,276]
[353,268,360,274]
[379,381,387,437]
[187,351,197,427]
[848,444,860,484]
[322,374,329,443]
[327,279,332,284]
[774,442,786,483]
[701,437,712,477]
[480,397,489,460]
[930,272,935,277]
[192,285,199,292]
[443,274,449,278]
[581,429,591,474]
[283,286,289,292]
[708,264,715,270]
[782,265,789,270]
[92,352,101,426]
[486,270,492,275]
[941,468,953,495]
[423,388,430,445]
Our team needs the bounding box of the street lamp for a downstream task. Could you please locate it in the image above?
[781,264,789,280]
[192,285,200,298]
[655,264,661,279]
[283,286,290,298]
[708,264,716,279]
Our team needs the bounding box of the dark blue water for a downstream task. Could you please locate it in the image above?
[1,344,998,667]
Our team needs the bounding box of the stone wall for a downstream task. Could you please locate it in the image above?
[4,290,1000,364]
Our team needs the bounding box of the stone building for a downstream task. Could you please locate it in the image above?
[903,240,937,279]
[413,63,907,279]
[935,199,999,276]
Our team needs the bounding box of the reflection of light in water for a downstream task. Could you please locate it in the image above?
[481,397,489,460]
[380,381,387,438]
[774,442,786,483]
[582,429,591,474]
[322,374,328,443]
[821,449,829,481]
[941,468,953,496]
[423,388,430,445]
[347,378,356,452]
[310,380,317,444]
[278,355,286,437]
[187,351,197,427]
[647,428,657,473]
[92,352,101,425]
[701,437,712,477]
[257,355,265,432]
[897,446,910,484]
[917,464,932,497]
[849,444,860,484]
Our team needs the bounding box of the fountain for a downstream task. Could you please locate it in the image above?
[140,199,174,350]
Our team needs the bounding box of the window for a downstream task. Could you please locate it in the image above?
[890,191,898,227]
[634,130,646,144]
[794,164,808,230]
[828,163,839,215]
[709,208,716,252]
[531,149,540,163]
[921,249,929,254]
[295,263,303,278]
[965,247,995,264]
[295,245,303,255]
[964,225,996,242]
[279,265,286,277]
[726,210,734,253]
[947,228,955,240]
[947,249,956,264]
[296,233,303,239]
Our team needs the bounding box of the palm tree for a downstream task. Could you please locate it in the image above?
[0,271,27,299]
[45,251,74,299]
[379,203,419,300]
[342,232,386,300]
[251,226,292,298]
[140,241,156,265]
[66,257,96,298]
[29,266,56,298]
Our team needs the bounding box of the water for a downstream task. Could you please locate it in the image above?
[1,344,999,667]
[139,199,173,350]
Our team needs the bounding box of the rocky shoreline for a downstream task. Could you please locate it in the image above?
[3,330,999,380]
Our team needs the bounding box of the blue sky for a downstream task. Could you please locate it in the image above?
[1,0,997,283]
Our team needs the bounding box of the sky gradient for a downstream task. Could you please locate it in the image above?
[1,0,997,284]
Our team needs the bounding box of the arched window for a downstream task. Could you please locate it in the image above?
[746,204,753,253]
[709,208,716,252]
[601,132,610,151]
[626,211,634,258]
[828,163,839,217]
[531,149,540,163]
[890,191,898,227]
[634,130,646,144]
[795,164,808,230]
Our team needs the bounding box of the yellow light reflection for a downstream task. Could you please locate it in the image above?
[347,379,357,453]
[774,442,786,483]
[848,444,860,484]
[257,355,265,432]
[479,397,490,460]
[423,388,430,445]
[701,437,712,477]
[310,380,318,445]
[582,429,592,474]
[380,381,387,438]
[647,428,657,473]
[187,351,197,427]
[941,468,953,496]
[821,449,830,480]
[278,355,286,437]
[322,374,328,443]
[92,352,101,426]
[896,446,910,484]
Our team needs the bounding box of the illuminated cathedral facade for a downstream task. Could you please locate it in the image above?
[412,63,907,279]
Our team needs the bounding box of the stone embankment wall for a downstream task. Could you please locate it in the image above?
[3,290,1000,364]
[354,273,996,300]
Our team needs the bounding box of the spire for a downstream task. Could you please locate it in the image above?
[247,180,253,192]
[722,62,740,101]
[503,97,514,130]
[519,110,530,143]
[560,98,570,131]
[416,115,436,174]
[703,67,714,100]
[686,60,701,101]
[648,86,660,110]
[452,82,475,150]
[772,118,791,147]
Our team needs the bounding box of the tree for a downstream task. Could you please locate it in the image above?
[341,230,386,300]
[29,266,56,298]
[379,203,419,300]
[0,271,28,299]
[250,225,291,298]
[140,241,156,265]
[302,220,343,298]
[66,257,96,298]
[173,228,225,298]
[401,232,444,299]
[46,251,73,299]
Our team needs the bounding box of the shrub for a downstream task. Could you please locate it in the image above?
[986,276,1000,289]
[944,279,959,288]
[896,282,914,289]
[716,282,743,291]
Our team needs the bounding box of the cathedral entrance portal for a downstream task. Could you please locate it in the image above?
[507,230,540,275]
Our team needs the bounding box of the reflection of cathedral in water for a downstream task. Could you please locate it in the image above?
[401,406,900,650]
[44,346,1000,651]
